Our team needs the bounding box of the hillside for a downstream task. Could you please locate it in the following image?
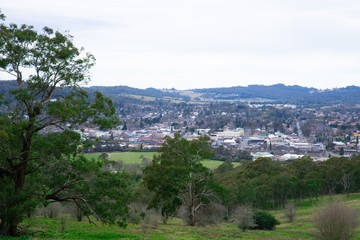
[8,193,360,239]
[1,81,360,106]
[193,84,360,105]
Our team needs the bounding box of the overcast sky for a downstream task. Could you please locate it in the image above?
[2,0,360,89]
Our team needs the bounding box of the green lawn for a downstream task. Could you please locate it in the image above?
[85,151,239,170]
[86,152,157,165]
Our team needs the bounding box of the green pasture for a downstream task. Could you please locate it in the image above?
[86,152,156,165]
[85,151,239,170]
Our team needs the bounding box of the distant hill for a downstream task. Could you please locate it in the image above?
[90,85,190,101]
[193,84,360,105]
[1,80,360,106]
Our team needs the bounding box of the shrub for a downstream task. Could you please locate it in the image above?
[140,210,160,232]
[233,205,256,231]
[252,210,280,230]
[128,202,147,225]
[178,203,227,226]
[284,203,296,223]
[313,202,358,240]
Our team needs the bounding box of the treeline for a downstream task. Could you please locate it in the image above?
[216,155,360,210]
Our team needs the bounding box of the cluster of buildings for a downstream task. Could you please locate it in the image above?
[79,121,360,161]
[77,101,360,161]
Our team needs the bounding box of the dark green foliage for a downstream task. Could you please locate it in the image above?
[80,171,133,227]
[214,154,360,211]
[339,147,345,156]
[215,161,234,174]
[252,211,280,230]
[0,11,127,236]
[143,133,218,226]
[216,156,321,209]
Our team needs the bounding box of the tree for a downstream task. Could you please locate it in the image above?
[283,203,296,223]
[122,122,127,130]
[143,133,218,226]
[233,205,256,232]
[98,152,111,161]
[252,210,280,230]
[0,12,129,236]
[314,202,358,240]
[320,157,352,195]
[339,147,345,156]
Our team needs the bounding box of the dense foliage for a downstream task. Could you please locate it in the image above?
[0,12,130,236]
[215,155,360,210]
[251,211,280,230]
[143,133,218,226]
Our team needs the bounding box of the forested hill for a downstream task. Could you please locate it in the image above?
[193,84,360,104]
[0,81,190,104]
[1,80,360,105]
[194,84,314,100]
[89,85,190,101]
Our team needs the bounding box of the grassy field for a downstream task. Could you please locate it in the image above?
[85,151,239,170]
[7,193,360,239]
[86,152,157,165]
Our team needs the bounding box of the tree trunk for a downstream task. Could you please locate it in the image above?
[188,172,196,226]
[0,220,5,234]
[189,205,196,226]
[0,220,19,237]
[8,221,19,237]
[3,130,32,236]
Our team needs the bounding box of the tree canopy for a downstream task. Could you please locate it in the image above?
[143,133,219,226]
[0,11,128,236]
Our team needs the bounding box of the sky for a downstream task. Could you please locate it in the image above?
[1,0,360,90]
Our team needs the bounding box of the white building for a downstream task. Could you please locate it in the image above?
[252,152,274,160]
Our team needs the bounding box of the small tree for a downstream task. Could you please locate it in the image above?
[98,153,111,161]
[339,147,345,156]
[284,203,296,223]
[144,133,217,226]
[252,211,280,230]
[314,202,358,240]
[233,205,256,232]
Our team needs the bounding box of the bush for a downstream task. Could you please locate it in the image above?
[128,202,147,225]
[140,210,160,232]
[233,205,256,232]
[314,202,358,240]
[252,211,280,230]
[284,203,296,223]
[178,203,227,226]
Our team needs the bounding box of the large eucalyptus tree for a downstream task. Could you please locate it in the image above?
[0,12,130,236]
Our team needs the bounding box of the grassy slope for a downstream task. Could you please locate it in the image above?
[7,193,360,240]
[85,151,239,170]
